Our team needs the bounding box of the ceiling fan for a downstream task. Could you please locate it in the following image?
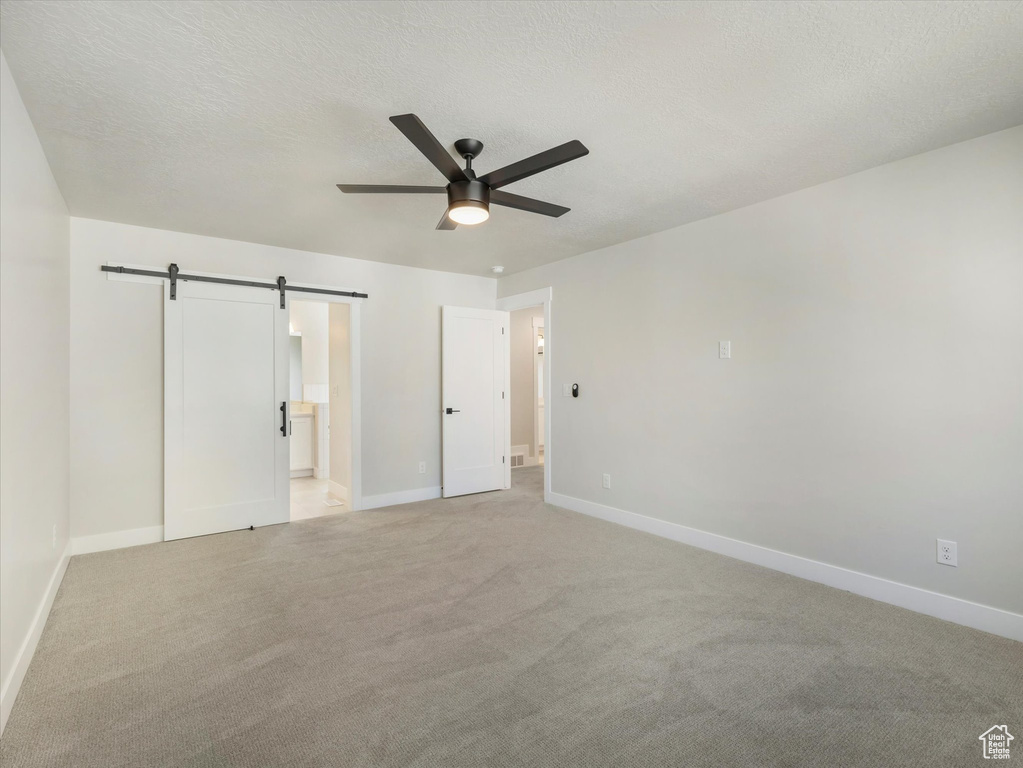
[337,114,589,229]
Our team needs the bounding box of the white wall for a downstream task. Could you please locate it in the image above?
[0,51,71,733]
[70,219,495,539]
[499,127,1023,617]
[289,300,329,402]
[510,305,543,455]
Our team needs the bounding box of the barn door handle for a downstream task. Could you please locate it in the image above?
[445,408,460,414]
[280,402,287,436]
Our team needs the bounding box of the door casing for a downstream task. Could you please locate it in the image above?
[497,288,553,503]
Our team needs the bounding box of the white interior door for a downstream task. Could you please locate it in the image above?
[442,306,510,497]
[164,280,290,540]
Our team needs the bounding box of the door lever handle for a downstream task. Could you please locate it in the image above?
[445,408,461,414]
[280,402,287,436]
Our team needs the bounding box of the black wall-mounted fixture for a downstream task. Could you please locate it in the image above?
[572,383,579,398]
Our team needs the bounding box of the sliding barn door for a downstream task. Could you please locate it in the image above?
[164,281,290,540]
[442,306,510,497]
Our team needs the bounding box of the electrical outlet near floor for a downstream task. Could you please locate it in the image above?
[419,461,426,474]
[936,539,957,567]
[602,473,611,490]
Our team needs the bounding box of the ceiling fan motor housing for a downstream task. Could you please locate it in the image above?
[448,179,490,209]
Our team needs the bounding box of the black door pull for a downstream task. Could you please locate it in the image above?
[445,408,460,414]
[280,402,287,436]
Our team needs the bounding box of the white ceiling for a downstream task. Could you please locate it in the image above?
[2,1,1022,276]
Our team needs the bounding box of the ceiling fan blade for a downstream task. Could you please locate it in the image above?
[490,190,570,218]
[337,184,447,194]
[389,114,467,183]
[436,211,457,230]
[479,140,588,190]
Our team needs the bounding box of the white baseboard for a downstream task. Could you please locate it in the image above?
[290,468,313,478]
[0,541,71,736]
[362,486,441,510]
[327,480,349,504]
[548,492,1023,643]
[71,525,164,555]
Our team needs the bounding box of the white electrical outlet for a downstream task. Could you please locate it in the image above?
[936,539,957,567]
[419,461,426,474]
[719,341,731,359]
[602,473,611,489]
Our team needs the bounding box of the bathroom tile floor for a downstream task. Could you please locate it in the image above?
[290,476,344,521]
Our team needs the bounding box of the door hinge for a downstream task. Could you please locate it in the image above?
[502,327,505,334]
[502,391,505,399]
[503,456,506,464]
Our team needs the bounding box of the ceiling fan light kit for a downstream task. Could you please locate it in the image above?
[338,114,588,229]
[448,199,489,225]
[447,179,490,225]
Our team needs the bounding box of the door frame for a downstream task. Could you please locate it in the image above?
[532,319,544,465]
[106,262,364,513]
[287,287,362,511]
[497,287,552,503]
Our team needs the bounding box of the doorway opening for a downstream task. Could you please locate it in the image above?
[508,305,544,497]
[288,300,352,520]
[497,288,552,503]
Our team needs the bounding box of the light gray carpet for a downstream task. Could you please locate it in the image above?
[2,466,1020,767]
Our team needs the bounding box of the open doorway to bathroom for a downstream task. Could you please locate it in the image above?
[288,300,353,520]
[508,305,544,496]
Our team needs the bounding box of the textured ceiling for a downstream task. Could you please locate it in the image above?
[2,1,1022,276]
